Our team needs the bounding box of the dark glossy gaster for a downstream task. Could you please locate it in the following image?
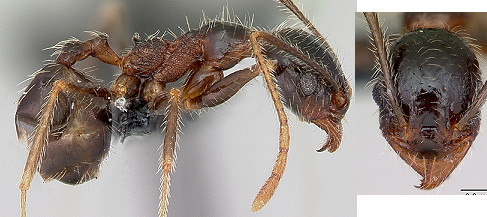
[365,12,487,189]
[15,1,351,217]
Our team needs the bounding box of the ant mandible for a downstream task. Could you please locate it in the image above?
[15,0,351,216]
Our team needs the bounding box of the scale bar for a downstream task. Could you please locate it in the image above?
[461,189,487,191]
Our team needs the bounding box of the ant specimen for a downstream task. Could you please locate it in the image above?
[364,12,487,190]
[15,0,351,216]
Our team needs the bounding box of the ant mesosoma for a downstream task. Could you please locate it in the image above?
[15,1,351,216]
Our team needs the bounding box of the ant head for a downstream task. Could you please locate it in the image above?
[385,28,480,158]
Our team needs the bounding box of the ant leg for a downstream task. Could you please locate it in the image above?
[198,67,259,107]
[159,88,181,217]
[53,31,121,67]
[181,66,259,110]
[249,31,290,212]
[19,78,109,217]
[180,66,223,109]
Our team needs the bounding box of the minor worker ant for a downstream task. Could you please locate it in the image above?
[14,0,352,216]
[363,12,487,191]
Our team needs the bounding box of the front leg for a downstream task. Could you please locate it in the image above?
[180,65,259,110]
[250,31,290,212]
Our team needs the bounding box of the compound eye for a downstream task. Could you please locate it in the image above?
[298,72,317,96]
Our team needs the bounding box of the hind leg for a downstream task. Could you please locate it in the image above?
[18,66,110,217]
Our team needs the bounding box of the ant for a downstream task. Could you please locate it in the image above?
[15,0,351,216]
[364,12,487,190]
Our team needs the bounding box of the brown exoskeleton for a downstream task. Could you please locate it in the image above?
[364,12,487,189]
[15,1,351,216]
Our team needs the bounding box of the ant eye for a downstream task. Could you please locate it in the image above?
[298,72,317,96]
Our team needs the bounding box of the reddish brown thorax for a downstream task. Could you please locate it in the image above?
[120,31,205,83]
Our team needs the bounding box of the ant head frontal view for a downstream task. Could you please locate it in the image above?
[365,12,486,190]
